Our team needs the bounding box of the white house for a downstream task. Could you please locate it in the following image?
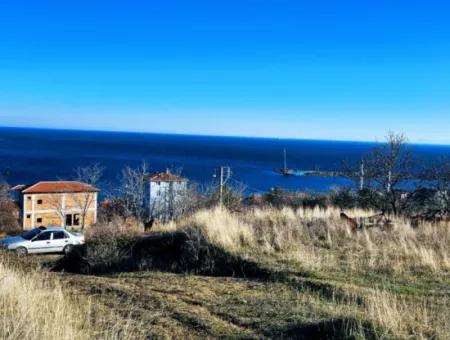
[146,170,188,221]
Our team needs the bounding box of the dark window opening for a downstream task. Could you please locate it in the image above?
[26,214,31,219]
[66,214,72,227]
[73,214,80,226]
[66,214,81,227]
[36,218,42,223]
[37,199,43,204]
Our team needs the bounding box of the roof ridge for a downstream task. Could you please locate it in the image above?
[21,181,99,194]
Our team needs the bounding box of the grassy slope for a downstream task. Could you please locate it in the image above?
[2,206,450,339]
[56,259,448,339]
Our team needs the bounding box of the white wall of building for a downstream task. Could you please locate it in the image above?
[149,180,187,221]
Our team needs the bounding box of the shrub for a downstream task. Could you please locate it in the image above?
[0,198,20,236]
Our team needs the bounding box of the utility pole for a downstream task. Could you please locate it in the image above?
[217,166,231,208]
[359,160,365,191]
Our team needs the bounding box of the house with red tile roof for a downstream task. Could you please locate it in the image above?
[14,181,99,230]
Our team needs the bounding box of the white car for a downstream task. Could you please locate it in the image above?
[0,226,85,255]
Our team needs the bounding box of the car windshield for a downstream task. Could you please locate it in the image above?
[22,228,43,240]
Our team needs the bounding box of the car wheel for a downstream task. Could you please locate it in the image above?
[63,244,74,255]
[16,247,28,256]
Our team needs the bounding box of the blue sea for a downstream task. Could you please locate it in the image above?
[1,127,449,194]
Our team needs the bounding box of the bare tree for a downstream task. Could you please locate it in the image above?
[74,163,104,186]
[358,132,414,215]
[72,164,104,229]
[206,181,246,211]
[118,162,148,221]
[417,157,450,218]
[175,182,204,216]
[0,181,20,234]
[48,193,67,228]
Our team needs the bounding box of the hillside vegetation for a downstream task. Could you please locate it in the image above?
[1,206,449,339]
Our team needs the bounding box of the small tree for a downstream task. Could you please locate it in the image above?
[48,193,67,227]
[330,187,357,210]
[207,183,245,211]
[118,162,148,221]
[0,182,20,235]
[73,164,104,229]
[166,182,200,219]
[416,157,450,218]
[359,132,413,215]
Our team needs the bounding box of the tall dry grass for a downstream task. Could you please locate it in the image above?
[0,253,143,340]
[157,206,450,275]
[154,206,450,339]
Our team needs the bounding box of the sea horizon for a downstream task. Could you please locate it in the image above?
[1,126,450,194]
[2,125,449,147]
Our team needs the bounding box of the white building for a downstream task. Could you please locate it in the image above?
[146,170,188,221]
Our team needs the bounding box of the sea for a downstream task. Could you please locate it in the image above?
[1,127,450,195]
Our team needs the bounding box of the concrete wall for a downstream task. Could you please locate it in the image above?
[149,180,187,221]
[22,192,97,230]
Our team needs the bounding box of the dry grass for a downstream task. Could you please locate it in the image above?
[1,206,449,339]
[0,253,144,340]
[156,206,450,275]
[153,206,450,339]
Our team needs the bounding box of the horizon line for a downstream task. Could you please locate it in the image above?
[1,125,449,147]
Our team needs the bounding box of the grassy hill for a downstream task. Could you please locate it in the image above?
[1,207,449,339]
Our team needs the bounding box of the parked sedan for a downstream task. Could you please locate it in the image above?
[0,226,84,255]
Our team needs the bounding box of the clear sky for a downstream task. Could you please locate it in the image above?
[0,1,449,143]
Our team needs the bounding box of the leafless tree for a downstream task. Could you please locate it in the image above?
[176,182,204,215]
[417,157,450,218]
[153,181,202,221]
[0,181,20,234]
[118,162,148,221]
[48,193,67,227]
[358,132,414,215]
[205,180,246,211]
[72,164,104,229]
[74,163,104,186]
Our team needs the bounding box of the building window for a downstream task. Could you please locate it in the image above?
[66,214,81,227]
[37,199,43,204]
[36,217,42,223]
[27,196,31,200]
[73,214,80,226]
[66,214,72,226]
[26,214,31,219]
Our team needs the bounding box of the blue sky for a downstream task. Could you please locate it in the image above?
[0,1,449,143]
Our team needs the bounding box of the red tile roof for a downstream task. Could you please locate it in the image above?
[146,171,186,182]
[21,181,99,194]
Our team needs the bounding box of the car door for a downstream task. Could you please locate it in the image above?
[28,231,52,253]
[51,231,70,252]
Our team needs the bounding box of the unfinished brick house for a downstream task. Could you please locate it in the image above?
[14,181,99,230]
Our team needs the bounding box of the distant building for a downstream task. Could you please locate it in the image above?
[12,181,99,230]
[146,170,188,221]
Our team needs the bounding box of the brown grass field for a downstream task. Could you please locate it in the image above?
[1,207,449,339]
